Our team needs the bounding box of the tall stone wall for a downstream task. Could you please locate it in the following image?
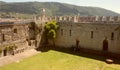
[0,21,36,56]
[55,21,120,54]
[0,22,28,44]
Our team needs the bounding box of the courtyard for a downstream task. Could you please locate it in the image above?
[0,47,120,70]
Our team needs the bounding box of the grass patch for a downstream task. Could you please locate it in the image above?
[0,49,120,70]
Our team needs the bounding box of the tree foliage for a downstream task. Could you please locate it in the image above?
[44,21,59,40]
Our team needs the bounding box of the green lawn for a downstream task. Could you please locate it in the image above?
[0,49,120,70]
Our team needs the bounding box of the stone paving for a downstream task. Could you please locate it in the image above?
[0,49,40,67]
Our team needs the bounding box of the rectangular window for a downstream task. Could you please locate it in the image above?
[111,32,114,40]
[70,30,71,36]
[2,34,5,41]
[91,31,93,39]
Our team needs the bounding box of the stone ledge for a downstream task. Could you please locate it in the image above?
[106,59,114,64]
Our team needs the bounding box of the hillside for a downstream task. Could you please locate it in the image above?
[0,1,120,16]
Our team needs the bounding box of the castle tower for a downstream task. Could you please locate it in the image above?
[42,8,46,17]
[41,8,46,22]
[73,16,78,22]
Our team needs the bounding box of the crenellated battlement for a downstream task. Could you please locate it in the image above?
[37,16,120,23]
[1,15,119,24]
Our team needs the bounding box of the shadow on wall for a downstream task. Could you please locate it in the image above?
[36,46,120,64]
[38,31,47,47]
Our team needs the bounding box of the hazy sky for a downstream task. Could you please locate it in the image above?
[1,0,120,14]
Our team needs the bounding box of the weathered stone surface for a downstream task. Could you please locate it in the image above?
[55,21,120,54]
[0,21,37,57]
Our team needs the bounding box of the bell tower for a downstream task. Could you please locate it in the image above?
[41,8,46,22]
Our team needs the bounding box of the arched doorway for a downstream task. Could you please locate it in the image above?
[103,38,108,51]
[73,39,80,51]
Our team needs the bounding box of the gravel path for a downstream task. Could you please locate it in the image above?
[0,49,40,67]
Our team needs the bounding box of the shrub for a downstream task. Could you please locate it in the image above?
[9,45,14,51]
[9,44,18,51]
[5,46,9,51]
[14,44,18,50]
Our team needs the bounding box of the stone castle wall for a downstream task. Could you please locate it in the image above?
[0,21,36,56]
[38,16,120,23]
[54,21,120,54]
[0,22,28,43]
[0,15,120,56]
